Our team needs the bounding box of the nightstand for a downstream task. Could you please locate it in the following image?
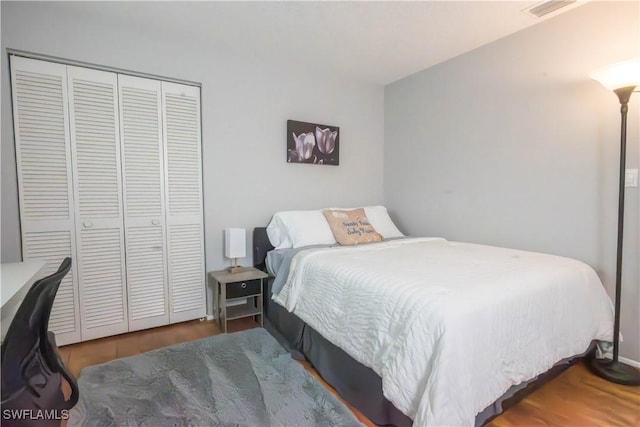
[208,267,268,333]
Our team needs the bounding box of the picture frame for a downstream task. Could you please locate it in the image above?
[287,120,339,166]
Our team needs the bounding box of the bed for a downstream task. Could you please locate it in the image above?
[253,208,614,426]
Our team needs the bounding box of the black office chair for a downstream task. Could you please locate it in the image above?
[1,258,79,426]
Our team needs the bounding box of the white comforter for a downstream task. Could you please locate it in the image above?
[273,238,614,426]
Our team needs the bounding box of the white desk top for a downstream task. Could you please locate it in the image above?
[1,261,48,307]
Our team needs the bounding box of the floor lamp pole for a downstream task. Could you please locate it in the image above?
[589,85,640,386]
[612,86,631,362]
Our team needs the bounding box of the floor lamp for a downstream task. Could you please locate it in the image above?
[589,57,640,386]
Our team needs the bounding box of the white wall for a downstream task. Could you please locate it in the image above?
[1,2,385,315]
[385,1,640,361]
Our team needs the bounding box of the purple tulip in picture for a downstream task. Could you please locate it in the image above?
[287,120,339,165]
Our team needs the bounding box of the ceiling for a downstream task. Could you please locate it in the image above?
[57,1,587,85]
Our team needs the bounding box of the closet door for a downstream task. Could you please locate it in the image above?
[67,66,128,340]
[118,75,169,331]
[161,82,206,323]
[10,56,81,345]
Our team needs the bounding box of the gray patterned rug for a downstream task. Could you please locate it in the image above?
[68,328,362,427]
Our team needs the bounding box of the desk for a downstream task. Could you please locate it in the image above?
[1,261,48,340]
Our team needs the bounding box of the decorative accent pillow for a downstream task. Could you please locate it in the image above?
[330,206,404,239]
[322,208,383,245]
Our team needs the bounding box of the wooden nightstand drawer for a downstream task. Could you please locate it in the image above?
[226,279,261,299]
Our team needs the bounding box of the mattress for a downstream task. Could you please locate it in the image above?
[271,237,614,426]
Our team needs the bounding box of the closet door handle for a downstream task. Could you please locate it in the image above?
[83,222,93,229]
[151,219,160,225]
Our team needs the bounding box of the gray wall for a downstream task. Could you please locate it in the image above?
[1,2,384,315]
[385,1,640,361]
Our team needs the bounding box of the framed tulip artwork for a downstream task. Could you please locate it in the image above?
[287,120,339,166]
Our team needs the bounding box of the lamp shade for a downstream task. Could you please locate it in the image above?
[224,228,246,259]
[589,57,640,91]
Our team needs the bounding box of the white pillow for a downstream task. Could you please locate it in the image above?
[266,214,292,249]
[266,210,336,249]
[327,206,404,239]
[363,206,404,238]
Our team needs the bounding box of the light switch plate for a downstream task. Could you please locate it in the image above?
[625,169,638,188]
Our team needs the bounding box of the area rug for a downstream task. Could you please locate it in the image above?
[68,328,363,426]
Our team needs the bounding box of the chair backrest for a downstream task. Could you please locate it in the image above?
[1,258,77,418]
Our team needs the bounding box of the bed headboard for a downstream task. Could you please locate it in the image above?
[253,227,274,272]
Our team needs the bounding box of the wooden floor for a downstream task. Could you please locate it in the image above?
[59,320,640,427]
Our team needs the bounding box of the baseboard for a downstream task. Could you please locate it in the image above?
[206,314,215,321]
[620,356,640,368]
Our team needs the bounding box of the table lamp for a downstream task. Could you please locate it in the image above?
[224,228,246,274]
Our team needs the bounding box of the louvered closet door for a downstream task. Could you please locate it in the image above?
[162,82,205,323]
[10,56,81,345]
[67,66,128,341]
[118,75,169,331]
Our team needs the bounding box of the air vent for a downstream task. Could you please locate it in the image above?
[523,0,577,18]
